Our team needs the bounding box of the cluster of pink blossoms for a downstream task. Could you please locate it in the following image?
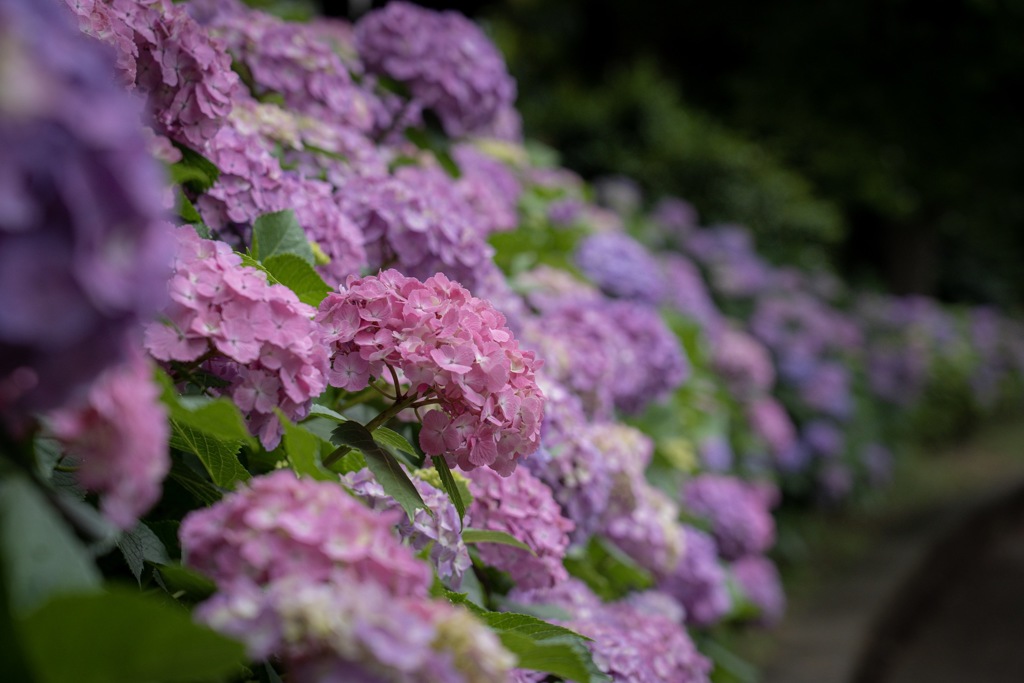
[47,353,168,529]
[465,466,574,589]
[144,227,328,448]
[316,269,545,476]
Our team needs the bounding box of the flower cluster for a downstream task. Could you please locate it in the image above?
[465,465,574,589]
[342,467,471,587]
[1,0,171,419]
[316,269,545,475]
[712,327,776,400]
[338,165,496,290]
[47,353,168,529]
[68,0,240,148]
[575,232,665,305]
[144,227,329,448]
[658,525,733,627]
[682,474,777,562]
[355,1,517,137]
[181,471,513,682]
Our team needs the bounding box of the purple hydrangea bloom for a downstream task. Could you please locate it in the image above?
[658,526,732,627]
[698,434,734,472]
[525,379,613,546]
[523,296,687,418]
[682,474,777,561]
[712,327,776,399]
[452,143,522,235]
[660,255,724,338]
[198,574,514,683]
[337,165,495,291]
[684,225,772,298]
[342,468,472,588]
[575,232,665,305]
[594,175,643,217]
[747,397,798,462]
[802,419,845,459]
[731,556,786,625]
[355,1,517,137]
[797,361,853,419]
[466,466,574,589]
[651,196,699,238]
[1,0,171,418]
[200,1,374,132]
[69,0,241,148]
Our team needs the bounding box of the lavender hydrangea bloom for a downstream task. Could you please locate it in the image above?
[712,327,776,399]
[658,526,732,627]
[525,379,613,546]
[452,144,522,235]
[803,419,845,459]
[797,361,853,419]
[575,232,665,305]
[355,1,516,137]
[660,255,724,338]
[466,466,574,590]
[747,397,798,462]
[698,434,734,472]
[731,556,786,625]
[1,0,171,418]
[682,474,777,561]
[684,225,772,298]
[338,165,495,291]
[651,196,699,239]
[342,468,472,588]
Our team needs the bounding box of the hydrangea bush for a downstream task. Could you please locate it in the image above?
[3,2,1024,682]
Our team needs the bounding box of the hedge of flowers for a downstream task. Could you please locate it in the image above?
[3,1,1024,681]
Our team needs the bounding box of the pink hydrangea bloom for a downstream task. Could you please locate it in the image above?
[316,270,545,475]
[48,353,169,529]
[180,470,431,597]
[465,466,573,589]
[682,474,777,562]
[143,227,329,448]
[712,327,776,400]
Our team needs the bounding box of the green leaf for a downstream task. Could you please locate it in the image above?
[173,399,257,450]
[497,632,609,683]
[19,589,246,683]
[462,528,533,555]
[430,455,466,525]
[481,611,589,643]
[333,449,368,474]
[373,426,422,468]
[262,253,331,306]
[169,145,220,193]
[331,421,426,520]
[564,536,653,601]
[277,410,337,481]
[174,188,205,226]
[170,420,250,489]
[155,564,217,602]
[167,460,222,506]
[0,474,101,616]
[251,210,315,265]
[116,523,170,586]
[439,589,487,616]
[308,404,348,422]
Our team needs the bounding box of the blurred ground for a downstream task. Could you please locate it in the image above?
[737,420,1024,683]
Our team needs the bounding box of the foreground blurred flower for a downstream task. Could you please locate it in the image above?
[1,0,171,420]
[731,555,786,626]
[47,353,168,529]
[682,474,777,562]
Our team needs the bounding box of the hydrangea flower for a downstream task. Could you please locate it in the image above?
[682,474,777,561]
[144,227,329,449]
[747,397,798,462]
[802,419,845,459]
[466,466,574,589]
[337,165,496,291]
[316,270,545,475]
[47,353,168,529]
[657,526,732,627]
[180,470,432,595]
[198,0,374,133]
[731,555,786,625]
[1,0,171,418]
[452,144,522,235]
[651,196,699,239]
[712,327,776,400]
[575,232,665,305]
[342,467,471,587]
[68,0,240,148]
[355,1,517,137]
[524,379,612,546]
[660,255,724,338]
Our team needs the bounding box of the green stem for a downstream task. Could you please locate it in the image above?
[323,392,423,467]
